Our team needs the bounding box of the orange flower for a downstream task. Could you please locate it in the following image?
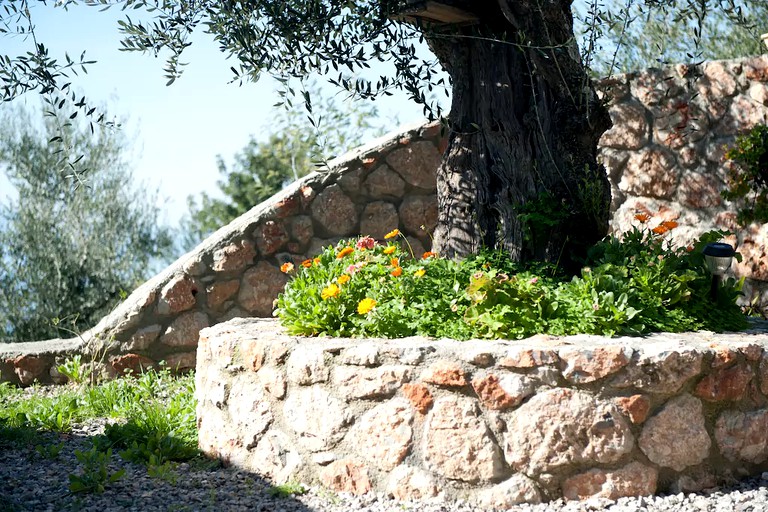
[357,298,377,314]
[414,268,426,277]
[686,245,695,252]
[390,257,399,267]
[652,225,669,235]
[422,251,437,259]
[301,259,313,268]
[280,262,294,273]
[391,267,403,277]
[384,228,400,239]
[383,246,397,255]
[661,220,678,229]
[336,246,354,259]
[634,213,650,223]
[337,274,351,285]
[321,283,340,300]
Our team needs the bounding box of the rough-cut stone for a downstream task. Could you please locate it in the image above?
[111,353,156,376]
[310,185,358,237]
[349,399,414,470]
[760,354,768,396]
[333,365,412,399]
[387,465,439,501]
[238,261,289,316]
[258,367,287,399]
[249,430,302,484]
[420,360,468,387]
[472,373,534,411]
[611,344,703,393]
[359,201,399,240]
[699,61,738,98]
[476,475,542,508]
[286,347,329,385]
[320,460,372,496]
[283,386,351,451]
[399,195,438,237]
[12,355,48,385]
[290,215,314,249]
[558,346,633,383]
[505,388,634,475]
[715,409,768,463]
[498,348,559,368]
[157,274,199,315]
[254,220,290,255]
[386,141,440,189]
[619,148,679,199]
[206,280,240,311]
[239,338,266,372]
[638,394,711,471]
[228,378,273,448]
[212,241,257,272]
[402,382,433,413]
[125,324,162,351]
[163,352,196,373]
[562,462,658,501]
[161,312,209,348]
[339,345,380,367]
[600,101,649,150]
[614,394,651,424]
[423,396,505,482]
[678,172,722,208]
[694,362,753,401]
[363,165,405,199]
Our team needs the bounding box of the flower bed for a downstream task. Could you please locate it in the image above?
[196,317,768,507]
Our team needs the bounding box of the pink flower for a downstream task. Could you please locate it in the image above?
[356,236,376,250]
[346,262,366,274]
[529,277,539,285]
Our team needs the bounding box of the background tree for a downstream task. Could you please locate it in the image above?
[0,104,174,342]
[183,82,386,248]
[1,0,756,271]
[575,0,767,76]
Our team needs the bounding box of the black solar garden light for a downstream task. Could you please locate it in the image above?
[702,242,735,300]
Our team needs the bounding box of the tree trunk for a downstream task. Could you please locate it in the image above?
[425,0,612,273]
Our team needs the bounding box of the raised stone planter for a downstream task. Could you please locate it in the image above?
[196,317,768,507]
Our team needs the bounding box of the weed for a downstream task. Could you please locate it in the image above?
[35,441,64,459]
[57,355,92,386]
[68,447,125,494]
[268,481,308,498]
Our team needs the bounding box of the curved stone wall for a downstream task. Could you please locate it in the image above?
[196,318,768,507]
[2,55,768,386]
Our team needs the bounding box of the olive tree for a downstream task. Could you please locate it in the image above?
[1,0,755,271]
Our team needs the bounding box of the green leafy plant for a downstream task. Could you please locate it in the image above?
[277,226,748,340]
[57,355,93,386]
[723,123,768,226]
[34,441,65,460]
[68,447,125,494]
[268,481,308,498]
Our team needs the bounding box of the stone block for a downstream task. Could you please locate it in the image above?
[157,274,200,316]
[212,241,257,273]
[558,346,633,384]
[562,462,658,501]
[349,399,414,470]
[333,365,412,399]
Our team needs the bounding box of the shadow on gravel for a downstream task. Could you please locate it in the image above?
[0,424,316,512]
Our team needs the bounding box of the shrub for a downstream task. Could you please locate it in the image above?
[275,227,747,340]
[723,123,768,226]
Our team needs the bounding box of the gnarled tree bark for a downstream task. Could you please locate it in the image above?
[424,0,612,272]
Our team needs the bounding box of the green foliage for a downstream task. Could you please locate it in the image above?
[576,0,767,76]
[35,440,65,460]
[277,228,748,340]
[183,82,386,247]
[68,447,126,494]
[57,355,93,386]
[268,481,308,498]
[0,104,175,342]
[723,123,768,225]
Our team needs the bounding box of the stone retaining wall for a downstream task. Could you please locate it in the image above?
[196,318,768,507]
[2,55,768,386]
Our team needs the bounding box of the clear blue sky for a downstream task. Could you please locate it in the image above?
[1,3,438,227]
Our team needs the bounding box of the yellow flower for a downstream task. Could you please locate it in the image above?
[313,257,321,265]
[336,246,354,259]
[337,274,351,285]
[301,259,313,268]
[321,283,340,300]
[414,268,426,277]
[384,228,400,239]
[391,267,403,277]
[383,246,397,255]
[280,262,294,273]
[357,298,377,314]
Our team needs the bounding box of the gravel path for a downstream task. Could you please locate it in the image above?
[3,419,768,512]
